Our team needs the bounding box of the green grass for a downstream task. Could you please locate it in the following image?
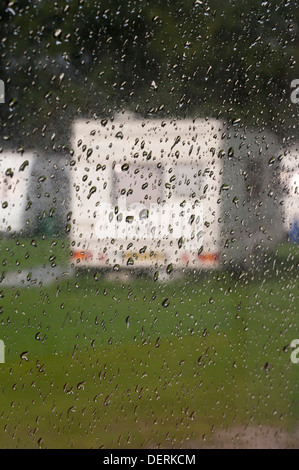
[0,236,69,272]
[0,237,298,448]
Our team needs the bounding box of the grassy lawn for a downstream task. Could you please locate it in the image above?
[0,237,298,448]
[0,236,69,272]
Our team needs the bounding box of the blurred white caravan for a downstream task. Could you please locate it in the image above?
[70,114,284,272]
[0,151,35,233]
[280,146,299,236]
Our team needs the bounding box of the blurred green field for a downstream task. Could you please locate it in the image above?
[0,236,69,272]
[0,237,298,448]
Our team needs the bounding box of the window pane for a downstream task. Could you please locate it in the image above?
[0,0,298,451]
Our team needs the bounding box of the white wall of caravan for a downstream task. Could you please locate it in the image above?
[0,151,35,233]
[280,146,299,233]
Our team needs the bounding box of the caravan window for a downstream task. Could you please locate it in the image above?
[174,164,204,199]
[112,163,163,207]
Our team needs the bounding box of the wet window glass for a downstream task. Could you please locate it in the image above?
[113,163,162,206]
[0,0,298,451]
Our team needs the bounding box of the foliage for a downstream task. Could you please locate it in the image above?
[0,0,298,148]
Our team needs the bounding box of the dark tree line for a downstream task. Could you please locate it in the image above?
[0,0,299,149]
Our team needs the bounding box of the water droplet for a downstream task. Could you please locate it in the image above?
[20,351,29,361]
[19,160,29,171]
[87,186,97,199]
[178,237,183,249]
